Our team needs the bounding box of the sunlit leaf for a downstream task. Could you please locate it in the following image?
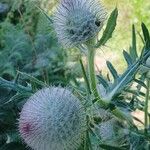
[96,8,118,47]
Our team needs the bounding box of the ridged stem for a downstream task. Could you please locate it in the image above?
[144,78,150,134]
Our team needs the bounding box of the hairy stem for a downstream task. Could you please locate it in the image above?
[144,78,150,134]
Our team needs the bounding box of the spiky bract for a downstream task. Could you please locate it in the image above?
[19,87,87,150]
[53,0,107,48]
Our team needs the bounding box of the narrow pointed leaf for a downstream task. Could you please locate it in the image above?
[107,61,140,99]
[123,50,133,66]
[0,77,32,93]
[96,8,118,47]
[130,25,138,61]
[106,61,119,80]
[97,75,109,89]
[18,71,48,87]
[141,23,150,50]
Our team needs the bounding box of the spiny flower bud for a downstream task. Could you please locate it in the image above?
[98,119,116,140]
[19,87,87,150]
[92,105,112,122]
[53,0,107,48]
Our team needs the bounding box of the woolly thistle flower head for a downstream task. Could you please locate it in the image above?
[19,87,87,150]
[53,0,107,48]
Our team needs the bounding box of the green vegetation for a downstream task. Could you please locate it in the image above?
[0,0,150,149]
[99,0,150,72]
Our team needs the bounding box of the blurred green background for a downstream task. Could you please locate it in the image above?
[97,0,150,73]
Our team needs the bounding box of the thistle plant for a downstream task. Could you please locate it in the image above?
[19,87,87,150]
[52,0,150,148]
[53,0,135,123]
[54,0,105,102]
[0,0,150,149]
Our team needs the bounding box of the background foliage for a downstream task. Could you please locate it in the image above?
[99,0,150,72]
[0,1,81,149]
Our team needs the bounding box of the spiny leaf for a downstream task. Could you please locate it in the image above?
[106,61,140,100]
[96,8,118,48]
[0,77,32,93]
[141,22,150,50]
[123,50,133,66]
[4,93,31,105]
[130,24,138,61]
[18,71,48,87]
[97,75,109,89]
[106,61,119,80]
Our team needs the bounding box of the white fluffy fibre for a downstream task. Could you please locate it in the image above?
[97,119,116,141]
[19,87,87,150]
[53,0,107,48]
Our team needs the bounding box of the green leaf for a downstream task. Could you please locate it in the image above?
[18,71,48,87]
[123,50,133,66]
[97,75,109,89]
[106,61,140,100]
[141,23,150,50]
[4,93,31,105]
[130,25,138,61]
[106,61,119,80]
[0,77,32,93]
[96,8,118,48]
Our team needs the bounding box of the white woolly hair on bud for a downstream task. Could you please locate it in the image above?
[53,0,107,48]
[97,119,116,141]
[19,87,87,150]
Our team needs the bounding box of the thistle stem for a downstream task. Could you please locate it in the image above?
[144,78,150,134]
[87,47,107,108]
